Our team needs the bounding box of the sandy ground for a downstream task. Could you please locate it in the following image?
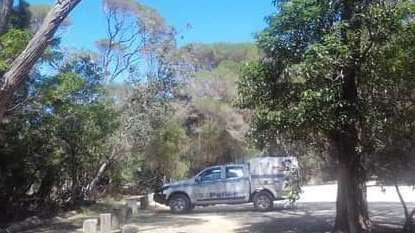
[299,183,415,203]
[24,184,415,233]
[133,184,415,233]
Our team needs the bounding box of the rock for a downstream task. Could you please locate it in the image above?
[122,224,139,233]
[62,210,78,218]
[27,216,42,226]
[52,216,64,223]
[6,216,43,233]
[5,223,23,233]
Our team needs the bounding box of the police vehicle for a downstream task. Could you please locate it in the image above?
[154,157,301,213]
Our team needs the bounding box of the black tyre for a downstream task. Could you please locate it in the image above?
[253,191,274,212]
[169,194,191,214]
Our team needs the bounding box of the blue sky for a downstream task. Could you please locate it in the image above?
[28,0,275,49]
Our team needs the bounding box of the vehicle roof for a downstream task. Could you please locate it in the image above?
[203,163,246,169]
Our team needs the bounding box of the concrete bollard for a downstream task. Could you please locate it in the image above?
[100,213,112,233]
[83,219,98,233]
[127,199,138,215]
[112,206,127,230]
[139,195,149,210]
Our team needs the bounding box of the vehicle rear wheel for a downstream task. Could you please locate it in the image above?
[253,191,274,212]
[169,194,191,214]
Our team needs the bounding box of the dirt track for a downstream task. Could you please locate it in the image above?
[24,184,415,233]
[132,184,413,233]
[134,201,406,233]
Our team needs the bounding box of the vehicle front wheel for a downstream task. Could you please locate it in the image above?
[169,194,191,214]
[253,191,274,212]
[190,204,196,210]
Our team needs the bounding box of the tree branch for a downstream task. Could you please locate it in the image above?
[5,95,35,114]
[394,176,409,220]
[0,0,82,122]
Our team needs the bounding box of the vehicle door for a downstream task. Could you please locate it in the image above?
[193,166,227,204]
[224,165,250,203]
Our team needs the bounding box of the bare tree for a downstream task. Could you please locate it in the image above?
[98,0,175,83]
[0,0,82,123]
[85,0,178,198]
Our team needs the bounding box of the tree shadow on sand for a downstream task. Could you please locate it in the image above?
[230,202,405,233]
[133,210,209,230]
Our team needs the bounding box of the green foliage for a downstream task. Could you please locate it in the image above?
[238,0,415,153]
[285,186,303,208]
[145,118,189,179]
[238,1,415,229]
[0,51,118,221]
[0,29,32,71]
[42,72,86,100]
[180,42,259,70]
[119,153,144,183]
[34,56,118,198]
[174,45,259,174]
[0,1,32,71]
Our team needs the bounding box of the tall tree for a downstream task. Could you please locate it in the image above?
[238,0,415,232]
[0,0,82,123]
[84,0,181,197]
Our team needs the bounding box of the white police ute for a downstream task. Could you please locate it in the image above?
[154,157,301,213]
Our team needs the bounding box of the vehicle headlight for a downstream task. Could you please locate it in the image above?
[163,186,170,193]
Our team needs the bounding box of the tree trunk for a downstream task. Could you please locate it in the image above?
[394,179,415,233]
[402,208,415,233]
[37,168,56,200]
[332,62,371,231]
[335,160,371,233]
[84,160,110,200]
[0,0,13,35]
[0,0,82,123]
[334,0,370,229]
[333,70,372,232]
[0,88,12,123]
[70,151,79,206]
[334,49,371,232]
[84,131,129,199]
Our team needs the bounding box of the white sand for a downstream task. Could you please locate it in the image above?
[299,183,415,203]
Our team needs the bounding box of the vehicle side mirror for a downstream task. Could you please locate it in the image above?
[195,176,201,182]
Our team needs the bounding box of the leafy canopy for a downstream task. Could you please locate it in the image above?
[238,0,415,152]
